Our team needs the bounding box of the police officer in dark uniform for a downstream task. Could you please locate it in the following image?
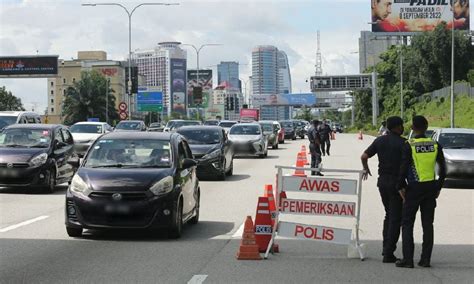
[396,116,446,268]
[318,119,332,156]
[360,116,405,263]
[307,119,323,176]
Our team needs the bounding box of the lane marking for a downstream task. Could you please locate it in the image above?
[232,222,245,239]
[187,274,208,284]
[0,215,49,233]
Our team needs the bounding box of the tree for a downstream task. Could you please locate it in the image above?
[0,86,25,111]
[62,70,119,125]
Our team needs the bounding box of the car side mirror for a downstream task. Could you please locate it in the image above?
[67,157,80,168]
[182,158,197,169]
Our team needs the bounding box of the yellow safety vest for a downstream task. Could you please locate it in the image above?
[409,138,438,182]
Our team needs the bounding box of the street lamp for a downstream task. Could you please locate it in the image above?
[182,44,222,83]
[82,2,179,120]
[450,5,455,128]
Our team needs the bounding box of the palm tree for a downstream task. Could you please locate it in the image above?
[62,70,118,125]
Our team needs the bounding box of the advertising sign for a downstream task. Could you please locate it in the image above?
[0,56,58,77]
[251,93,316,107]
[187,69,212,107]
[371,0,470,33]
[280,198,356,217]
[282,176,358,195]
[278,221,352,245]
[137,87,163,112]
[170,59,187,115]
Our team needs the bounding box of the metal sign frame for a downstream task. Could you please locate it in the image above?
[264,165,365,260]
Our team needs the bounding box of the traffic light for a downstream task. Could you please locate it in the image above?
[193,86,202,105]
[242,104,248,109]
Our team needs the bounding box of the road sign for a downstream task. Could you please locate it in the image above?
[119,112,128,120]
[119,102,127,112]
[282,176,357,195]
[278,221,352,245]
[280,198,356,217]
[137,88,163,112]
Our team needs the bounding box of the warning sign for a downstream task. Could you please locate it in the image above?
[282,176,357,195]
[280,198,356,217]
[278,221,352,245]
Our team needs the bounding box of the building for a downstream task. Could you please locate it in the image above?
[132,42,187,116]
[217,61,240,91]
[277,50,292,94]
[359,31,398,73]
[46,51,126,124]
[260,106,291,121]
[252,45,279,95]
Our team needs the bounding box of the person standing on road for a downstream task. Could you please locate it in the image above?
[378,121,388,136]
[361,116,405,263]
[308,119,323,176]
[318,119,332,156]
[395,116,446,269]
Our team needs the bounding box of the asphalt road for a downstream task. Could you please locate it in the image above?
[1,133,473,283]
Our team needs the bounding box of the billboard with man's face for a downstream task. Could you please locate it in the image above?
[371,0,470,32]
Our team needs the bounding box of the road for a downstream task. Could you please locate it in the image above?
[1,133,473,283]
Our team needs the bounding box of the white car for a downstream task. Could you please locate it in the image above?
[70,122,112,157]
[218,120,238,134]
[431,128,474,179]
[228,123,268,158]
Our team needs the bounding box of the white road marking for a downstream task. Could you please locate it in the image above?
[0,215,49,233]
[187,274,208,284]
[231,222,245,239]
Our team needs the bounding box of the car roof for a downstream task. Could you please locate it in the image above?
[3,124,60,130]
[73,121,106,125]
[0,111,40,116]
[436,128,474,134]
[233,122,260,126]
[259,120,278,124]
[219,120,238,123]
[178,125,222,131]
[117,120,144,123]
[101,131,174,140]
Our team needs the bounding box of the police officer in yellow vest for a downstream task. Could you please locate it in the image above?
[396,116,446,268]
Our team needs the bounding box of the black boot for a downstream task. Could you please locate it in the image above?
[383,255,399,263]
[418,259,431,268]
[316,172,324,176]
[395,259,414,268]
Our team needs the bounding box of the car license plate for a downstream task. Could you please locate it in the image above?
[105,204,130,214]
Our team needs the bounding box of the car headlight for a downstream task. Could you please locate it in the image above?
[202,149,221,160]
[70,174,91,195]
[149,176,173,196]
[29,153,48,167]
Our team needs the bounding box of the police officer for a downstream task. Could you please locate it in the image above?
[360,116,405,263]
[307,119,323,176]
[318,119,332,156]
[396,116,446,268]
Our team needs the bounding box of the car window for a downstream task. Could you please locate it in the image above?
[61,129,74,145]
[55,128,65,143]
[182,140,193,158]
[70,124,103,134]
[27,116,37,123]
[177,141,186,168]
[230,125,261,135]
[0,128,52,148]
[438,133,474,149]
[178,128,222,144]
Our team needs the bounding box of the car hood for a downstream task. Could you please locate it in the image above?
[78,168,174,192]
[189,144,220,156]
[0,148,48,163]
[114,129,141,132]
[228,135,261,142]
[72,133,101,142]
[443,148,474,162]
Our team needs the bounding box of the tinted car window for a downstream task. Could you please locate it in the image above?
[55,128,65,143]
[0,116,17,128]
[178,129,222,144]
[70,124,103,134]
[230,125,261,135]
[219,122,237,128]
[0,128,52,148]
[438,133,474,149]
[116,122,142,130]
[62,129,74,144]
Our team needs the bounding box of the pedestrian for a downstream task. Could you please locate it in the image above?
[360,116,405,263]
[378,121,388,136]
[318,119,332,156]
[307,119,323,176]
[396,115,446,268]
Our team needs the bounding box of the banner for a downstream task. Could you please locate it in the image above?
[280,198,356,217]
[187,69,212,108]
[282,176,358,195]
[170,59,187,115]
[278,221,352,245]
[371,0,470,32]
[0,56,58,77]
[251,93,316,107]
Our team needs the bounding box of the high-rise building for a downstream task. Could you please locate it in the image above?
[277,50,292,94]
[359,31,398,73]
[217,61,240,91]
[132,42,187,116]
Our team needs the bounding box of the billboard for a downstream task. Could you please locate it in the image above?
[137,87,163,112]
[0,56,58,77]
[170,59,187,115]
[187,69,212,107]
[371,0,470,33]
[251,93,317,107]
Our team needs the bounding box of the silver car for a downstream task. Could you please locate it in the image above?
[432,128,474,178]
[228,123,268,158]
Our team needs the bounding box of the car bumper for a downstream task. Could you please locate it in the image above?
[284,132,295,138]
[232,142,265,156]
[65,189,178,229]
[446,160,474,178]
[196,156,224,177]
[0,165,50,188]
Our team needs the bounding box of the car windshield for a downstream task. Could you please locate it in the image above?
[178,129,221,145]
[70,124,103,134]
[281,122,293,128]
[149,123,161,128]
[0,116,17,129]
[219,122,237,128]
[116,122,141,130]
[230,125,261,135]
[84,139,172,168]
[172,121,200,129]
[204,120,219,126]
[0,128,51,148]
[438,133,474,149]
[260,123,273,132]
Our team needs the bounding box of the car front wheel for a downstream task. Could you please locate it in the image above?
[190,191,200,225]
[43,168,56,194]
[168,200,183,239]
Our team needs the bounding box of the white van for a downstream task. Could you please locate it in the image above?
[0,111,42,130]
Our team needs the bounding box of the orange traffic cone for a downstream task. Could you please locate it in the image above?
[293,152,307,177]
[300,145,309,165]
[264,185,279,253]
[358,131,363,140]
[236,216,262,260]
[254,196,273,253]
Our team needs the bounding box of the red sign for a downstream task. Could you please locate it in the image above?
[280,198,356,217]
[100,68,118,77]
[119,102,127,112]
[119,112,128,120]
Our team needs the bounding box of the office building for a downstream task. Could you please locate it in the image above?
[217,61,240,91]
[252,45,279,95]
[132,42,187,116]
[359,31,398,73]
[278,50,292,94]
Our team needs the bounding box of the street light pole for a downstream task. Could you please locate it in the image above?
[82,2,179,120]
[450,6,455,128]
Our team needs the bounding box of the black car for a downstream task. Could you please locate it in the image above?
[114,120,147,132]
[203,120,219,126]
[65,132,200,239]
[292,120,306,139]
[0,124,78,193]
[177,126,233,180]
[280,120,297,140]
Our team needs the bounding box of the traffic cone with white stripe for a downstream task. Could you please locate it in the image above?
[254,196,273,253]
[300,145,309,165]
[236,216,262,260]
[293,152,307,177]
[264,184,279,253]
